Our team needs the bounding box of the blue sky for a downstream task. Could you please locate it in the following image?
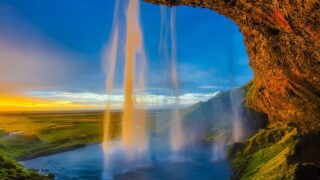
[0,0,252,110]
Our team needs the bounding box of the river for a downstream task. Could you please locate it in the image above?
[21,143,231,180]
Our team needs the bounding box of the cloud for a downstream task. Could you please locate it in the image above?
[19,90,220,111]
[199,85,218,89]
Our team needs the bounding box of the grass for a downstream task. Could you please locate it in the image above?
[0,149,53,179]
[229,123,301,180]
[0,111,123,179]
[0,110,178,178]
[0,111,112,159]
[0,110,172,159]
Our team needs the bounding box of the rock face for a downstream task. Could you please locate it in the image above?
[144,0,320,134]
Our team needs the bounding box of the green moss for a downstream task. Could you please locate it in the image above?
[230,123,302,179]
[244,80,255,108]
[0,150,51,179]
[227,143,244,159]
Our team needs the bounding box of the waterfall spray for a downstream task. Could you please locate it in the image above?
[103,0,148,161]
[227,23,244,143]
[159,8,184,153]
[211,135,227,162]
[122,0,148,157]
[169,8,183,153]
[121,0,135,149]
[134,43,148,153]
[230,92,244,142]
[103,1,119,153]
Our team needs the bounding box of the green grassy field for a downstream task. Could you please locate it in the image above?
[0,111,113,160]
[0,111,117,179]
[0,104,208,179]
[0,110,174,160]
[0,110,176,179]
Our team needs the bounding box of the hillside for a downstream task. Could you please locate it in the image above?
[183,86,267,146]
[0,150,52,179]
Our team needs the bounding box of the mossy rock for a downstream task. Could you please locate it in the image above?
[227,142,244,159]
[229,123,320,180]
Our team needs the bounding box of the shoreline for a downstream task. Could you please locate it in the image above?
[18,142,100,161]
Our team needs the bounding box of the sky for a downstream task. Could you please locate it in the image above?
[0,0,252,111]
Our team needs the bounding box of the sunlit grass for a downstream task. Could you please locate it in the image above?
[0,111,167,159]
[0,112,110,159]
[230,123,299,180]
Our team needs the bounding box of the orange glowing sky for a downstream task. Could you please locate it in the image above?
[0,94,98,112]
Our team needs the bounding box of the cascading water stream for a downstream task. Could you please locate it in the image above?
[103,0,148,162]
[168,8,184,154]
[227,23,244,143]
[122,0,148,158]
[102,1,185,177]
[103,1,119,154]
[230,92,244,142]
[159,7,184,154]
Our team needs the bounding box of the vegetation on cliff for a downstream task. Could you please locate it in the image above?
[0,150,53,179]
[225,82,320,179]
[228,123,320,179]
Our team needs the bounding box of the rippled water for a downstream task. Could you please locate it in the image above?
[21,143,230,180]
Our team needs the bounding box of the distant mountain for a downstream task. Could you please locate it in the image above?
[182,86,268,146]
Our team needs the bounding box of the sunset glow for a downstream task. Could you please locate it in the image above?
[0,94,98,112]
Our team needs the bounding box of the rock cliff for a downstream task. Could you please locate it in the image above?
[144,0,320,179]
[144,0,320,134]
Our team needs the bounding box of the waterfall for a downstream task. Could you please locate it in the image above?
[102,0,119,154]
[159,7,184,154]
[103,0,148,161]
[211,135,227,162]
[230,90,244,142]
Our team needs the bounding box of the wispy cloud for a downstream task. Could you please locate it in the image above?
[23,90,220,110]
[199,85,218,89]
